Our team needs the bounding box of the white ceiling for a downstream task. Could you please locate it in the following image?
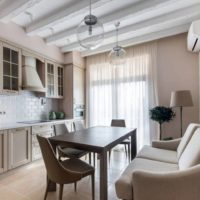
[0,0,200,57]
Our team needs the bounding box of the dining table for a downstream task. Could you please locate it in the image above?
[49,126,137,200]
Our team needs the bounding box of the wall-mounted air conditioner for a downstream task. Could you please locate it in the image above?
[187,20,200,52]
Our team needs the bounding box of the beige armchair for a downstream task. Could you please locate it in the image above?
[115,123,200,200]
[133,165,200,200]
[152,138,181,151]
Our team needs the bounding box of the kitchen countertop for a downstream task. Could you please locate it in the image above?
[0,118,80,131]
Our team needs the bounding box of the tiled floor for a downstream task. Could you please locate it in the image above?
[0,150,129,200]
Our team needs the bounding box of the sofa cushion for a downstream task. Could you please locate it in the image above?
[177,123,200,159]
[179,128,200,170]
[137,146,178,164]
[115,158,178,200]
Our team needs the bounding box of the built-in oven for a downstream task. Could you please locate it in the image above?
[74,104,85,119]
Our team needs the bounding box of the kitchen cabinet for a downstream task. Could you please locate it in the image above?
[62,50,85,119]
[62,64,85,119]
[31,125,54,161]
[0,42,21,94]
[0,131,8,174]
[45,60,63,98]
[8,127,31,169]
[73,66,85,105]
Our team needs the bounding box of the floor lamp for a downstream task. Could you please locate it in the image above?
[170,90,193,137]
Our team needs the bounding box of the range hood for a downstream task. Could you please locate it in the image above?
[22,56,46,92]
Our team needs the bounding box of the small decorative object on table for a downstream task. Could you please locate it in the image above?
[150,106,175,140]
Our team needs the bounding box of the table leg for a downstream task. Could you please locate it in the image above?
[48,141,57,192]
[99,150,108,200]
[131,129,137,160]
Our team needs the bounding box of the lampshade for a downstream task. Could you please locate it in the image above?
[108,22,126,66]
[77,15,104,50]
[109,46,126,65]
[170,90,193,107]
[76,0,104,50]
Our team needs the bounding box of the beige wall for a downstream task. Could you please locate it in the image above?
[0,22,64,63]
[157,33,199,139]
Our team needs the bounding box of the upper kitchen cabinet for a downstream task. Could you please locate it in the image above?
[64,51,85,69]
[0,43,21,94]
[62,51,85,119]
[45,60,63,99]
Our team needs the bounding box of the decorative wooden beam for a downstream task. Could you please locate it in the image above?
[45,0,176,44]
[26,0,113,35]
[80,24,190,57]
[0,0,42,23]
[60,4,200,52]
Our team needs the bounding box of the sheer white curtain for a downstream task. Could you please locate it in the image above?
[86,43,159,150]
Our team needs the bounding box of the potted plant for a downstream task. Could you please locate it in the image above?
[150,106,175,140]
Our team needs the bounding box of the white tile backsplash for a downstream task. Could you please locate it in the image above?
[0,91,58,124]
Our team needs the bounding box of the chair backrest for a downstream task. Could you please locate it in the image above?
[73,121,85,131]
[37,135,81,184]
[179,128,200,170]
[54,123,69,136]
[111,119,126,127]
[177,123,200,158]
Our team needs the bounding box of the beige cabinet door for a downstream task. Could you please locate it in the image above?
[8,127,31,169]
[1,42,21,94]
[73,66,85,105]
[32,125,54,161]
[0,131,8,174]
[45,60,63,99]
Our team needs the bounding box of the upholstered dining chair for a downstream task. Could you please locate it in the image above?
[110,119,131,162]
[73,121,96,166]
[37,135,95,200]
[54,123,88,161]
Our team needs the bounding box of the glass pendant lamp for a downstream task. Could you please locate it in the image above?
[77,0,104,50]
[109,22,126,66]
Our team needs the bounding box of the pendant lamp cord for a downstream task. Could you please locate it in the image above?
[115,22,120,46]
[90,0,92,15]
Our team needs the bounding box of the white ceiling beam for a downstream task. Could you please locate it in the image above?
[0,0,42,23]
[45,0,178,44]
[81,23,190,57]
[26,0,113,35]
[60,4,200,52]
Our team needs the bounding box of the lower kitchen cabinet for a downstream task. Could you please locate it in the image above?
[0,131,8,174]
[8,127,31,169]
[31,125,54,161]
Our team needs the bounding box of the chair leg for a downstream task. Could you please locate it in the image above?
[59,184,64,200]
[44,177,50,200]
[124,144,127,157]
[74,182,77,192]
[109,149,112,162]
[91,173,95,200]
[89,152,91,164]
[93,153,96,166]
[128,143,131,163]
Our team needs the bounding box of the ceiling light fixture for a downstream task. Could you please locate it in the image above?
[77,0,104,50]
[108,22,126,66]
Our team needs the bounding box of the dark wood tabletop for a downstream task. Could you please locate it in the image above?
[50,126,136,153]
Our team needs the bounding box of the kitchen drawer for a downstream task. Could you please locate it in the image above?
[32,125,53,134]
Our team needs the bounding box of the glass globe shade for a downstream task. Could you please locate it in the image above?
[77,15,104,50]
[109,46,126,66]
